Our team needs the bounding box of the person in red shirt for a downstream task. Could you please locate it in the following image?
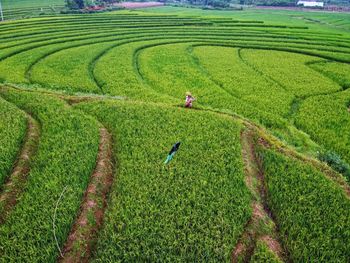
[185,92,196,108]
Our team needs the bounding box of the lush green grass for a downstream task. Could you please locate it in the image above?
[0,96,27,187]
[0,88,99,262]
[75,100,251,261]
[258,147,350,262]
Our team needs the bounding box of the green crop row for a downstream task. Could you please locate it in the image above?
[292,61,350,166]
[1,35,215,85]
[239,49,340,98]
[1,14,350,75]
[192,45,294,117]
[0,96,27,186]
[295,90,350,165]
[2,28,346,57]
[0,19,340,45]
[309,61,350,89]
[0,13,346,47]
[74,99,251,261]
[134,40,330,153]
[190,45,350,169]
[29,41,116,94]
[2,0,63,9]
[136,41,294,127]
[1,24,347,56]
[0,88,100,262]
[27,35,311,94]
[258,147,350,262]
[0,15,205,30]
[0,32,167,83]
[0,32,341,157]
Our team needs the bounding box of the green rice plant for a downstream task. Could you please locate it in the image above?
[136,41,287,128]
[258,147,350,262]
[0,8,349,262]
[2,0,64,20]
[191,45,294,117]
[29,42,115,94]
[309,61,350,89]
[94,38,186,102]
[295,90,350,164]
[0,31,247,86]
[0,27,129,50]
[137,41,224,102]
[0,32,144,83]
[75,99,251,261]
[0,96,27,186]
[1,12,350,91]
[2,0,64,9]
[0,88,100,262]
[239,49,340,97]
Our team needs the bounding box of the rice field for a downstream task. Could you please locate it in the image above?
[0,6,349,262]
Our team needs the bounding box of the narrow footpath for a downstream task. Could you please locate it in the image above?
[232,128,286,262]
[59,127,114,263]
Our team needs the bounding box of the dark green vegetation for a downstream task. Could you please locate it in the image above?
[0,6,349,262]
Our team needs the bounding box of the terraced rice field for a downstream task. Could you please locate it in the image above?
[1,0,64,20]
[0,6,349,262]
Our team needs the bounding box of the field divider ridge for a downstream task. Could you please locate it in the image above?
[59,126,114,263]
[232,127,288,262]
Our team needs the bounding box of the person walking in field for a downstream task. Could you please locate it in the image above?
[185,92,196,108]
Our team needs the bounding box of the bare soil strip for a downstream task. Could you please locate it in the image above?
[0,114,40,224]
[232,202,267,262]
[260,235,283,259]
[59,127,114,263]
[232,128,286,262]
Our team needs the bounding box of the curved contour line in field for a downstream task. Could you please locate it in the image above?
[0,103,40,224]
[59,126,114,263]
[238,49,350,119]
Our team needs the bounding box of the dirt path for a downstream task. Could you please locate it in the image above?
[232,128,286,262]
[0,114,40,224]
[59,127,114,263]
